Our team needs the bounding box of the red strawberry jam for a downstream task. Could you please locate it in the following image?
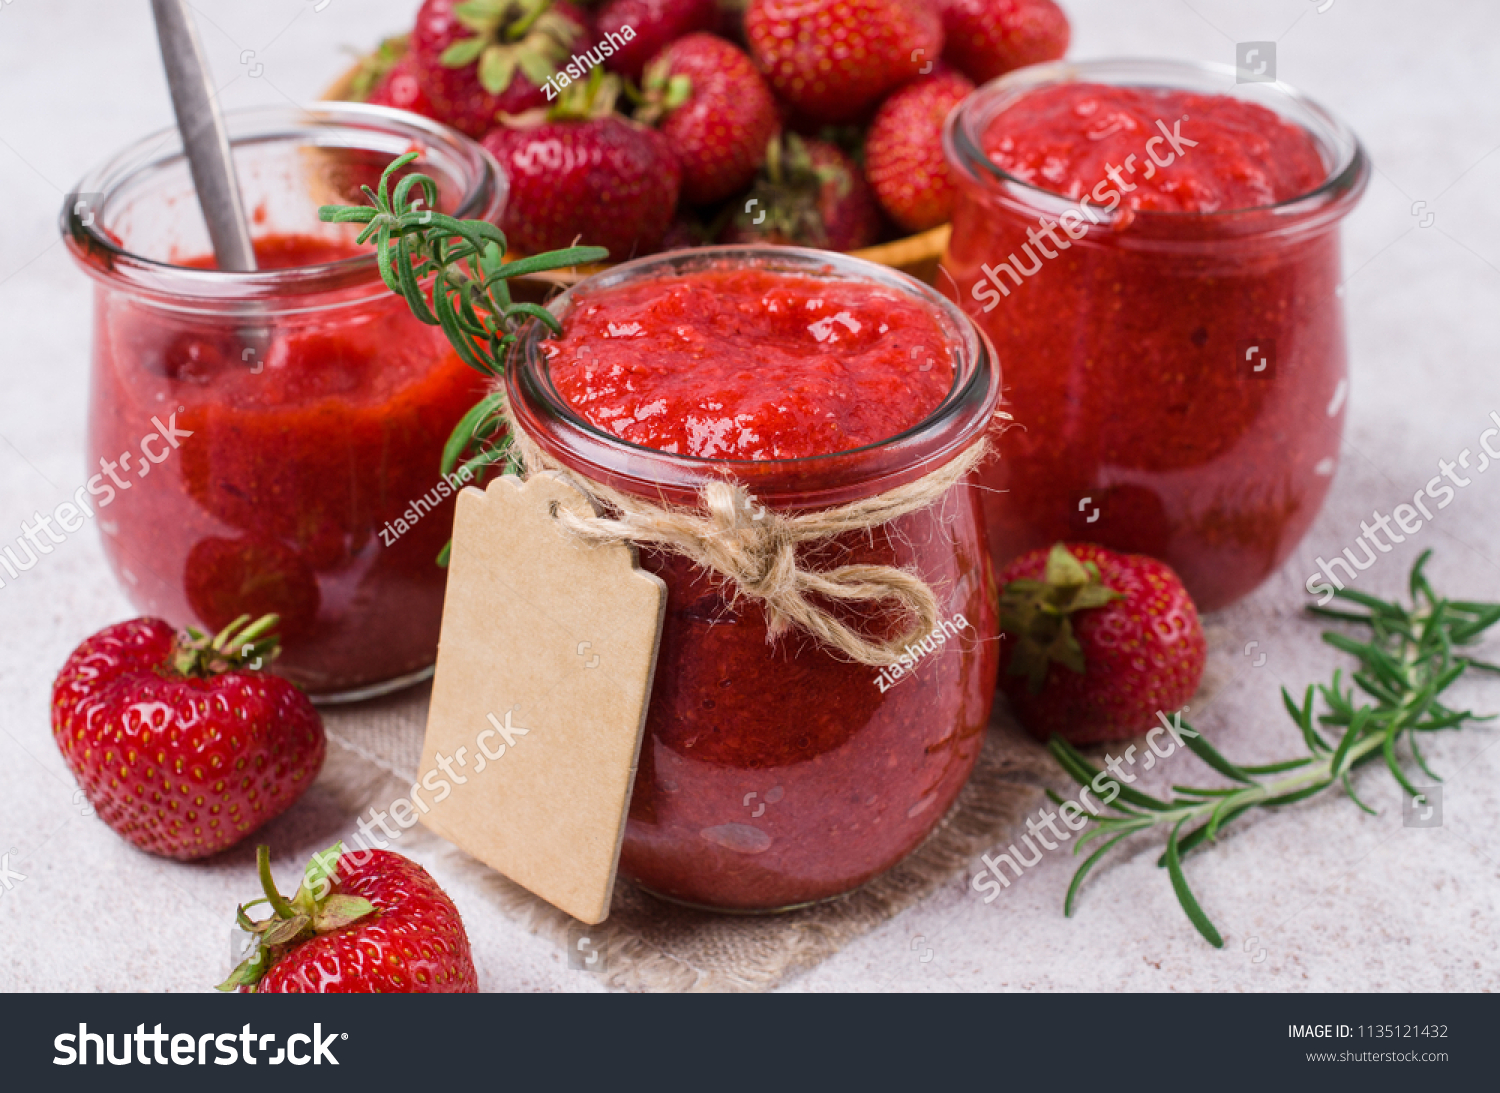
[516,253,1001,911]
[942,67,1369,610]
[87,235,487,695]
[545,269,955,458]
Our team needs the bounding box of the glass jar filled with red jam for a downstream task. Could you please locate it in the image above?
[509,247,1001,911]
[63,105,503,698]
[942,60,1369,611]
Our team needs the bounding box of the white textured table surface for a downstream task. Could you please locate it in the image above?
[2,0,1498,993]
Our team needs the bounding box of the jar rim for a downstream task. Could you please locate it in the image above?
[944,57,1370,238]
[61,102,506,306]
[508,246,1002,509]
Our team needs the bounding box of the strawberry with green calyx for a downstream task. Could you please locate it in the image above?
[722,133,881,251]
[52,615,325,861]
[635,33,779,205]
[998,543,1206,744]
[346,35,412,101]
[482,68,681,257]
[220,844,479,993]
[596,0,718,81]
[410,0,593,137]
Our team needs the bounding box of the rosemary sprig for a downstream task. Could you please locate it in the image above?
[318,152,607,485]
[1050,550,1500,947]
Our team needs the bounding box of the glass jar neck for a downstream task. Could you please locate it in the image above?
[945,58,1370,250]
[63,103,505,314]
[506,247,1001,512]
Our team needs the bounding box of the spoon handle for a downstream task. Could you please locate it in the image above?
[150,0,257,271]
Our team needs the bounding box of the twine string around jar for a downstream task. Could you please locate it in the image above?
[499,388,989,668]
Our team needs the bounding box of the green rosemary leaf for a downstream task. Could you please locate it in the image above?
[1165,820,1223,948]
[1428,659,1468,697]
[455,444,514,484]
[442,392,507,477]
[1330,587,1409,617]
[503,301,566,335]
[1352,670,1401,707]
[1161,805,1238,862]
[1413,709,1477,731]
[1179,728,1254,784]
[1064,831,1134,917]
[1171,785,1241,798]
[1205,790,1252,841]
[1406,731,1441,784]
[1409,548,1436,604]
[1072,819,1143,857]
[1306,606,1376,624]
[1328,705,1373,779]
[492,247,610,280]
[1047,735,1101,786]
[1326,630,1402,678]
[1340,772,1379,815]
[1291,685,1331,754]
[1381,730,1420,798]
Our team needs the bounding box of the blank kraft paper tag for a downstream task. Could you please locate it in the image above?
[417,472,666,924]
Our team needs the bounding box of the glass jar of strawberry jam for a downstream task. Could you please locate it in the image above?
[63,105,504,699]
[942,60,1369,611]
[509,247,1001,911]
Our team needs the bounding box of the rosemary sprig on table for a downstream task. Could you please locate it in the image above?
[1049,550,1500,947]
[318,152,607,484]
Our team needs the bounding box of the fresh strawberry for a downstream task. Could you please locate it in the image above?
[482,72,681,258]
[723,134,882,251]
[940,0,1070,85]
[744,0,942,124]
[998,543,1205,744]
[409,0,593,138]
[636,33,778,205]
[365,56,440,117]
[595,0,717,80]
[863,70,974,233]
[345,35,438,119]
[52,616,325,861]
[220,844,478,993]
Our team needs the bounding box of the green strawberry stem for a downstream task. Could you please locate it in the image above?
[442,0,580,95]
[634,62,692,126]
[172,613,281,677]
[217,842,378,992]
[258,844,297,921]
[1049,549,1500,949]
[1001,543,1124,693]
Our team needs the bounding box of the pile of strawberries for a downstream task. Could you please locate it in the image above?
[352,0,1070,260]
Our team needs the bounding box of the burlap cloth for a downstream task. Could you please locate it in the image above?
[318,625,1242,992]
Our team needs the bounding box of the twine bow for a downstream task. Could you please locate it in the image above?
[504,397,987,668]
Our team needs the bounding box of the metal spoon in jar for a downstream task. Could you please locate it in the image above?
[150,0,270,371]
[150,0,258,273]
